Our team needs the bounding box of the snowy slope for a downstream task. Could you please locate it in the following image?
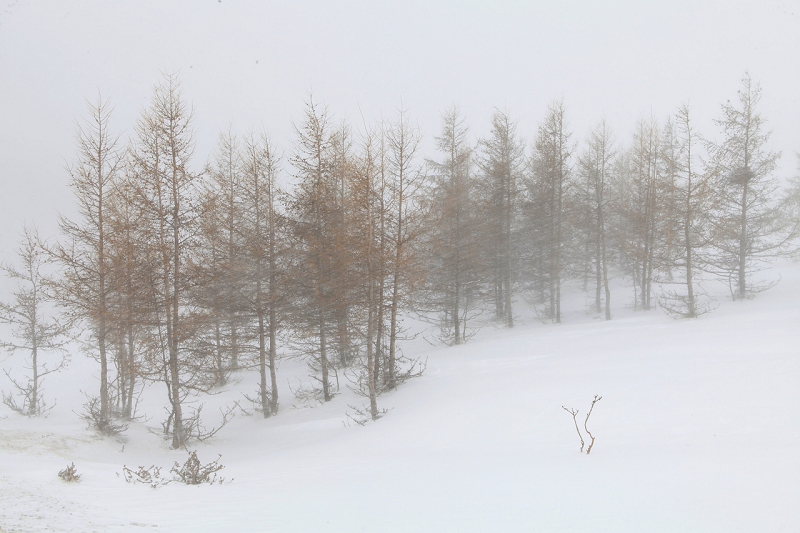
[1,264,799,533]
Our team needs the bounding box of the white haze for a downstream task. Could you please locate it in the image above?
[1,3,800,531]
[0,0,799,261]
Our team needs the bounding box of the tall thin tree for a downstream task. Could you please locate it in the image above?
[130,74,203,448]
[1,227,69,416]
[384,106,426,388]
[529,101,573,323]
[425,106,480,343]
[53,96,121,430]
[241,132,284,416]
[706,73,790,299]
[660,104,715,316]
[477,110,524,327]
[575,120,615,320]
[288,97,338,402]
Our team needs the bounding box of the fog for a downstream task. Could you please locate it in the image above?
[1,0,798,259]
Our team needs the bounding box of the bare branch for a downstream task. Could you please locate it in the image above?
[584,395,602,454]
[562,405,584,453]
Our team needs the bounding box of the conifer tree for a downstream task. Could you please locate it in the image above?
[659,105,715,316]
[476,110,524,327]
[617,117,666,310]
[528,101,573,323]
[706,74,791,299]
[425,107,480,343]
[574,120,615,320]
[130,74,208,448]
[53,97,121,430]
[195,131,247,385]
[346,125,385,417]
[288,97,338,402]
[105,169,151,418]
[241,132,285,416]
[384,106,427,387]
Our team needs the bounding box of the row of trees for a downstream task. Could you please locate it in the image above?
[424,74,796,337]
[2,73,797,446]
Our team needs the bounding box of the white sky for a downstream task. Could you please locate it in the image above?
[0,0,798,261]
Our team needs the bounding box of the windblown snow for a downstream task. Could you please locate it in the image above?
[1,263,798,532]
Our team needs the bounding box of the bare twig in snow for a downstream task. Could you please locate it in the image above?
[584,395,602,454]
[562,405,584,453]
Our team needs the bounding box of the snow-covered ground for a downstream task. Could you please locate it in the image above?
[1,264,799,532]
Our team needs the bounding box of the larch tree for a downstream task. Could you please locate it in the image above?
[384,106,427,389]
[369,125,390,389]
[53,96,121,431]
[574,119,616,320]
[196,130,247,385]
[528,100,574,323]
[328,122,358,368]
[425,106,481,344]
[617,116,665,311]
[345,124,384,418]
[660,104,715,317]
[241,131,285,416]
[130,74,208,448]
[476,110,524,327]
[706,73,792,299]
[210,131,246,372]
[1,227,69,416]
[104,168,152,419]
[288,97,338,402]
[194,187,230,385]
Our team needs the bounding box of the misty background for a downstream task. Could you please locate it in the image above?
[0,0,798,261]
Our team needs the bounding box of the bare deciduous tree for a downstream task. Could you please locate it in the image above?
[288,97,338,402]
[52,96,121,429]
[562,395,602,454]
[706,73,793,299]
[477,110,524,327]
[659,105,716,317]
[241,131,285,416]
[130,73,211,448]
[384,106,427,388]
[424,106,483,344]
[529,100,574,324]
[617,116,667,311]
[1,227,69,416]
[574,120,616,320]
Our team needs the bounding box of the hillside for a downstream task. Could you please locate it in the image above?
[1,263,799,532]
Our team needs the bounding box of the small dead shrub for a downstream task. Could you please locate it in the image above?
[171,450,225,485]
[344,403,388,426]
[562,394,602,454]
[122,465,167,488]
[58,463,81,482]
[79,395,128,436]
[121,451,227,487]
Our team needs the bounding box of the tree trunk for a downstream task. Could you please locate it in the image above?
[257,278,270,417]
[318,305,331,401]
[738,180,749,299]
[268,210,279,415]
